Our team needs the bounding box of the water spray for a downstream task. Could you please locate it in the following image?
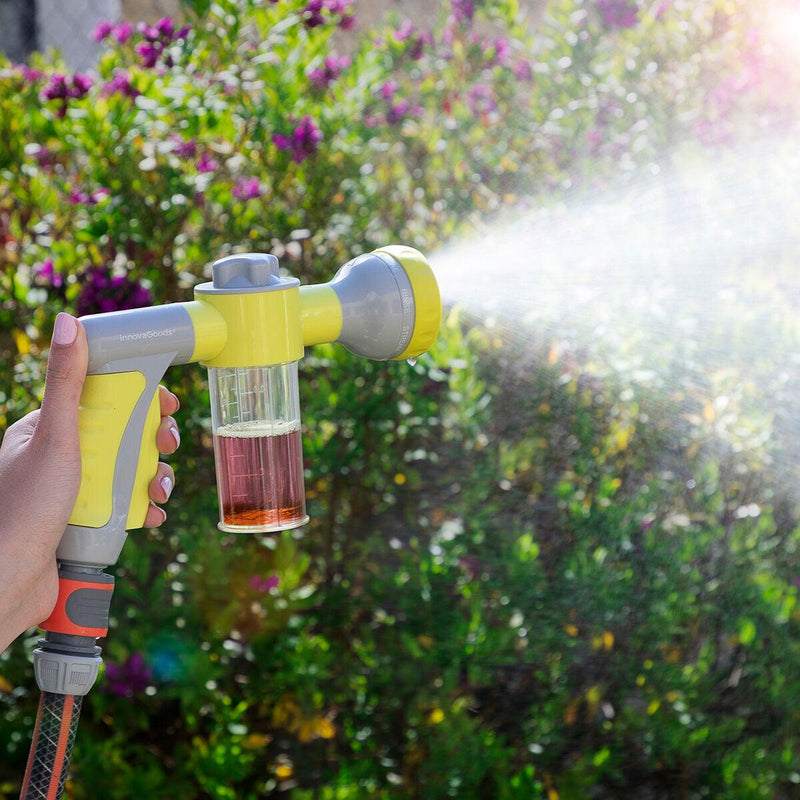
[18,245,441,798]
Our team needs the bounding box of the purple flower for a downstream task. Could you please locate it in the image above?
[386,98,411,124]
[92,21,134,44]
[15,64,42,83]
[394,20,415,42]
[103,71,140,99]
[76,266,152,316]
[114,22,134,43]
[272,115,323,163]
[325,0,352,13]
[514,59,533,81]
[31,144,55,170]
[155,16,174,38]
[485,37,512,66]
[69,189,91,204]
[303,0,325,27]
[139,22,161,42]
[71,73,93,96]
[68,187,109,205]
[467,83,497,114]
[41,74,70,101]
[326,0,354,25]
[451,0,475,25]
[135,41,161,68]
[597,0,639,29]
[393,25,431,60]
[308,53,350,89]
[250,574,280,593]
[103,653,152,698]
[92,21,115,42]
[378,80,397,101]
[33,259,63,289]
[41,73,93,116]
[171,136,197,158]
[232,177,262,201]
[196,152,219,173]
[301,0,353,28]
[134,18,189,68]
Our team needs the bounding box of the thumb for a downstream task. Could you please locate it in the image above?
[36,313,89,442]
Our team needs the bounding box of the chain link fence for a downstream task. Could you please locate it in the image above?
[0,0,37,63]
[0,0,180,70]
[37,0,121,71]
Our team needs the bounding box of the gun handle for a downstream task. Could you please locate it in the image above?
[57,352,172,568]
[69,372,161,530]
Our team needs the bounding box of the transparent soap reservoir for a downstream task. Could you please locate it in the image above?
[208,363,308,533]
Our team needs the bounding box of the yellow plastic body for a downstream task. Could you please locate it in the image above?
[374,245,442,360]
[183,300,227,363]
[195,287,303,367]
[300,284,343,346]
[70,372,160,529]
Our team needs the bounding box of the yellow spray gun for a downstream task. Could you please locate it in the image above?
[21,246,440,797]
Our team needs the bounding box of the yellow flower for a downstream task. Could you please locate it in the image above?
[427,708,445,725]
[315,717,336,739]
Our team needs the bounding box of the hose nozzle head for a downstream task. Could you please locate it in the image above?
[331,245,441,361]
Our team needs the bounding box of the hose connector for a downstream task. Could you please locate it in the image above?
[34,564,113,696]
[33,647,102,696]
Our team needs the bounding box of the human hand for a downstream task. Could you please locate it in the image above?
[0,313,181,652]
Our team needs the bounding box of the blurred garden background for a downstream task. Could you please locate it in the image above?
[1,0,800,797]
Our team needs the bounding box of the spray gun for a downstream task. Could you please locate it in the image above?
[20,245,441,798]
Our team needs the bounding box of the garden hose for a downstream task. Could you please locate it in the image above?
[19,691,83,800]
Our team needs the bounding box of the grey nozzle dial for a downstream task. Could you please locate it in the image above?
[212,253,281,290]
[197,252,299,294]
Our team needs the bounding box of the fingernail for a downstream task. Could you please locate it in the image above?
[160,475,173,499]
[53,313,78,346]
[150,502,167,525]
[169,424,181,448]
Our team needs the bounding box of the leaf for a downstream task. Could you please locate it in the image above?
[514,532,539,562]
[738,618,756,646]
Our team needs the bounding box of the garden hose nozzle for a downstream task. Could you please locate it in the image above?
[31,244,441,698]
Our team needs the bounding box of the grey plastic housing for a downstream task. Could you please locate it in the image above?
[33,649,103,696]
[330,251,415,360]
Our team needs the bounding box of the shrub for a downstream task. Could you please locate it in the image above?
[1,1,798,798]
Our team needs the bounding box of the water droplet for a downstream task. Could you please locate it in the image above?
[407,357,417,367]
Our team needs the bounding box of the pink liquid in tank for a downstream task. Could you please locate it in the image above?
[213,421,306,530]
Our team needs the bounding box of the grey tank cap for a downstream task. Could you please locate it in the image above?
[196,252,300,294]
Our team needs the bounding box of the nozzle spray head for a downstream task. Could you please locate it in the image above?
[329,245,442,361]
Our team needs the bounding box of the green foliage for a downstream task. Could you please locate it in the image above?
[1,1,799,799]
